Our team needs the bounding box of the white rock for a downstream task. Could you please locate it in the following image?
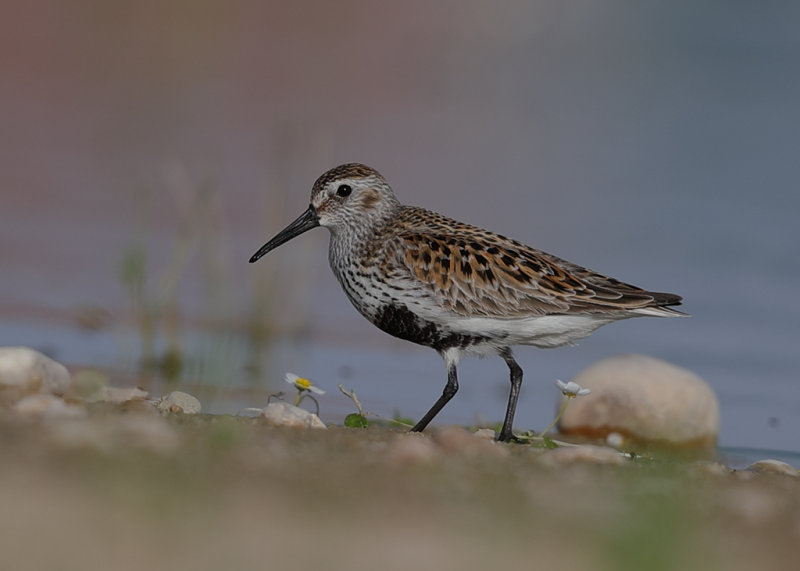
[49,416,180,454]
[746,459,800,477]
[78,386,148,405]
[724,487,780,526]
[433,426,509,458]
[261,402,326,429]
[101,386,149,404]
[116,415,181,454]
[155,391,201,414]
[605,432,625,449]
[13,394,86,419]
[539,444,628,467]
[67,369,108,400]
[386,435,438,465]
[689,461,732,477]
[48,419,112,451]
[67,370,148,404]
[0,347,70,396]
[558,354,719,449]
[473,428,497,440]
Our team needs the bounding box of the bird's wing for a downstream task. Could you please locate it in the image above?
[389,210,680,319]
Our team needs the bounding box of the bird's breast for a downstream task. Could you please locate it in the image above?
[328,234,489,351]
[371,303,489,351]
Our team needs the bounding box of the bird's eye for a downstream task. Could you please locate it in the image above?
[336,184,352,197]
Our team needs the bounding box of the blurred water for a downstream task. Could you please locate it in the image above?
[1,2,799,453]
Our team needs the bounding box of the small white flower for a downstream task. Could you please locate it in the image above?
[285,373,325,395]
[555,379,591,397]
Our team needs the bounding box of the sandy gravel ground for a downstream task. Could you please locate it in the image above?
[0,410,798,571]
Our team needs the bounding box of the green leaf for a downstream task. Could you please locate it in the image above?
[344,413,368,428]
[543,436,558,449]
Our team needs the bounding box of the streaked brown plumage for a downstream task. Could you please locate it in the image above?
[250,163,685,441]
[395,208,680,317]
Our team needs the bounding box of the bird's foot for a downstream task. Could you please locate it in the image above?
[496,430,524,444]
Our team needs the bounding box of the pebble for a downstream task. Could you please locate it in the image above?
[155,391,202,414]
[605,432,625,449]
[689,461,733,477]
[0,346,70,398]
[432,426,509,458]
[558,354,719,450]
[723,487,781,527]
[386,435,438,465]
[102,386,149,404]
[67,370,148,404]
[115,415,182,454]
[66,369,108,401]
[12,394,87,419]
[261,402,327,429]
[49,415,180,455]
[746,459,800,477]
[538,444,628,467]
[473,428,497,441]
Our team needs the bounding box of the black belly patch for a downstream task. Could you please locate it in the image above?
[373,304,486,351]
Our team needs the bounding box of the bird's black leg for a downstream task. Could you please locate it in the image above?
[410,362,458,433]
[498,349,523,442]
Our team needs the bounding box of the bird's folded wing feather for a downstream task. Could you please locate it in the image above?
[387,209,673,318]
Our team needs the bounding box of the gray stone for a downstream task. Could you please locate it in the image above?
[155,391,201,414]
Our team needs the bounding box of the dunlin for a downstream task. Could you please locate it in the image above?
[250,164,685,441]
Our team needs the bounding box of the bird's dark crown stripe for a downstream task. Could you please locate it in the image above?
[313,163,382,193]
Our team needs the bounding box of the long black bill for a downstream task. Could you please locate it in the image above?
[249,205,319,263]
